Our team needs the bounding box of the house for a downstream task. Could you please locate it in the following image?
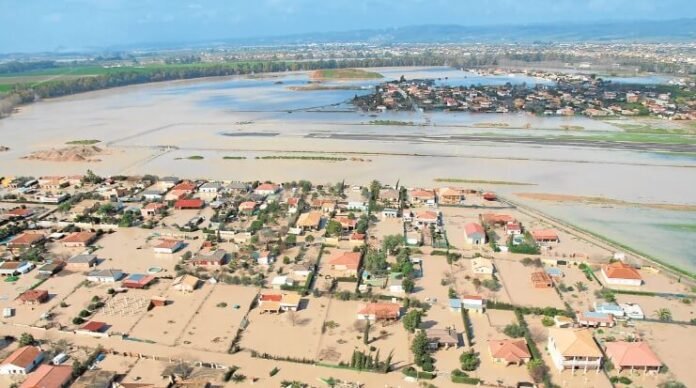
[321,200,337,214]
[86,269,123,283]
[449,298,462,312]
[238,201,257,213]
[464,222,486,245]
[488,339,532,365]
[79,321,108,333]
[326,251,362,277]
[480,213,516,226]
[61,231,97,247]
[18,289,49,305]
[461,295,485,313]
[357,303,401,321]
[0,261,34,276]
[291,263,313,279]
[174,199,204,210]
[199,182,222,198]
[122,274,156,289]
[20,364,73,388]
[0,346,43,375]
[471,258,494,277]
[72,370,115,388]
[256,250,275,265]
[409,189,436,206]
[7,232,45,250]
[577,311,615,328]
[335,216,357,231]
[531,229,560,244]
[153,239,184,254]
[165,181,197,201]
[415,210,439,226]
[271,275,294,289]
[140,203,166,218]
[141,190,164,202]
[425,328,459,349]
[159,176,181,189]
[254,183,279,196]
[172,274,201,292]
[388,274,404,294]
[258,293,301,312]
[547,328,603,372]
[349,232,366,247]
[505,222,522,235]
[381,208,399,219]
[601,261,642,286]
[604,341,661,373]
[593,302,625,317]
[1,207,34,221]
[619,303,645,320]
[531,271,553,288]
[66,254,98,271]
[379,188,399,203]
[296,211,322,230]
[553,315,574,328]
[286,197,300,214]
[191,249,227,267]
[37,261,64,276]
[438,187,466,205]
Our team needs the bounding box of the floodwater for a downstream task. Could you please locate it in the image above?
[0,66,694,270]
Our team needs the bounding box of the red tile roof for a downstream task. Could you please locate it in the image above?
[61,231,97,244]
[327,251,361,270]
[358,303,400,319]
[531,229,559,241]
[174,199,204,209]
[603,262,642,280]
[489,339,532,363]
[20,364,72,388]
[605,341,661,368]
[464,222,485,235]
[1,346,42,369]
[18,289,48,303]
[8,233,45,247]
[81,321,107,332]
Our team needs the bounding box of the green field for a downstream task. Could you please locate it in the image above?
[311,68,383,79]
[66,139,101,145]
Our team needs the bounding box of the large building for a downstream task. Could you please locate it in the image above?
[547,329,603,373]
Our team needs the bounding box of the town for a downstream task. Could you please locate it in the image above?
[0,171,692,387]
[353,70,696,120]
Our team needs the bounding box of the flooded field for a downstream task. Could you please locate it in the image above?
[0,66,694,271]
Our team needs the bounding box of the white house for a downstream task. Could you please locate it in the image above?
[0,346,43,375]
[0,261,34,276]
[464,222,486,245]
[271,276,294,290]
[547,329,603,372]
[347,201,368,212]
[620,303,645,320]
[86,269,124,283]
[256,251,275,265]
[461,295,485,313]
[601,262,642,287]
[141,190,164,201]
[381,208,399,219]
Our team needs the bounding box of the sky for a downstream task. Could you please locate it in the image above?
[1,0,695,53]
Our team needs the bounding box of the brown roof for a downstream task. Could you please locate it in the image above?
[1,346,42,369]
[531,271,552,284]
[296,211,322,228]
[549,328,602,358]
[327,251,361,270]
[531,229,559,241]
[20,364,72,388]
[18,289,48,303]
[358,303,400,319]
[154,239,183,249]
[605,341,661,368]
[489,339,532,363]
[603,262,642,280]
[61,231,97,244]
[8,232,44,246]
[81,321,107,332]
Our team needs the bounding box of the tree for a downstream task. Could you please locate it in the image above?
[369,180,381,201]
[657,308,672,322]
[18,333,35,346]
[382,234,403,254]
[402,309,423,333]
[574,281,588,292]
[325,220,342,237]
[305,235,315,244]
[82,169,103,184]
[459,350,480,371]
[410,330,430,367]
[527,359,549,383]
[363,320,370,344]
[503,324,526,338]
[402,278,415,293]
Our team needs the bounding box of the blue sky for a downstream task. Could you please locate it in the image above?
[1,0,695,53]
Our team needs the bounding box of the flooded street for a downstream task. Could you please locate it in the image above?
[1,66,694,270]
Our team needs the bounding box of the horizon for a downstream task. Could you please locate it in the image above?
[2,0,696,54]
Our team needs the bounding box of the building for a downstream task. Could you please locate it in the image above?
[191,249,227,267]
[531,229,560,244]
[577,311,615,328]
[547,329,603,372]
[0,346,44,375]
[258,293,301,313]
[122,274,156,289]
[254,183,279,196]
[19,364,72,388]
[505,222,522,236]
[153,239,184,254]
[172,274,201,292]
[326,251,362,277]
[461,295,485,313]
[409,189,436,206]
[66,254,98,271]
[86,269,123,283]
[488,339,532,365]
[79,321,108,333]
[18,289,49,305]
[593,302,625,317]
[7,232,45,250]
[255,250,275,265]
[381,208,399,219]
[415,211,439,226]
[37,261,64,276]
[464,222,486,245]
[601,262,642,286]
[357,303,401,321]
[271,275,294,290]
[605,341,661,373]
[0,261,34,276]
[471,258,494,277]
[438,187,466,205]
[619,303,645,320]
[140,203,166,218]
[296,211,322,230]
[531,271,553,288]
[72,370,115,388]
[173,199,204,210]
[425,328,459,349]
[61,231,97,248]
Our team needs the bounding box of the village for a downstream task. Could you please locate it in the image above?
[0,172,693,388]
[353,70,696,120]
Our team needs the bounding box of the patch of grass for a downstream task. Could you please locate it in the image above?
[311,68,383,79]
[256,155,347,161]
[223,156,247,160]
[435,178,535,186]
[368,120,415,126]
[657,223,696,233]
[66,139,100,145]
[175,155,205,160]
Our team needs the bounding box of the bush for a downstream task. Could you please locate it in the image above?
[72,317,85,325]
[459,350,480,371]
[541,316,554,327]
[78,310,91,318]
[503,324,526,338]
[269,367,279,376]
[451,369,482,385]
[618,376,632,385]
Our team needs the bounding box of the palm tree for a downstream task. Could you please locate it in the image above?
[574,281,588,292]
[656,308,672,322]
